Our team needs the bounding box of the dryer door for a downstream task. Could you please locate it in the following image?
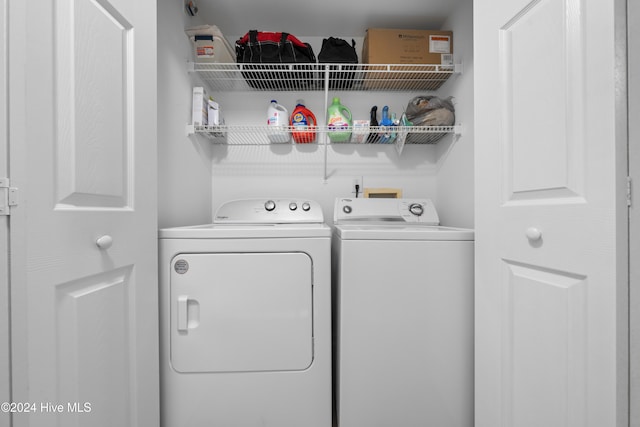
[170,252,313,373]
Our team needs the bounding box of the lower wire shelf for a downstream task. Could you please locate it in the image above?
[186,124,462,145]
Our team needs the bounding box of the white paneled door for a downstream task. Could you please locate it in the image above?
[0,0,9,426]
[474,0,628,427]
[8,0,158,426]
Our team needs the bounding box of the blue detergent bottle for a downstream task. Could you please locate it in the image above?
[379,106,394,143]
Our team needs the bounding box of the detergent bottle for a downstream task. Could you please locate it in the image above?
[266,100,290,143]
[326,97,352,143]
[290,100,317,143]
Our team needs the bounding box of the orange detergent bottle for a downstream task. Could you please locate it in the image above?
[290,100,317,143]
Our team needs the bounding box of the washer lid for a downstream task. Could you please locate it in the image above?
[334,224,474,241]
[214,198,324,224]
[334,198,440,225]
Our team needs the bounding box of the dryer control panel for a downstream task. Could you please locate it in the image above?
[214,198,324,224]
[334,198,440,225]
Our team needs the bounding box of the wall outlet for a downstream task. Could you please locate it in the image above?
[352,177,363,197]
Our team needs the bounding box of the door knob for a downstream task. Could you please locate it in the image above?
[96,235,113,249]
[525,227,542,241]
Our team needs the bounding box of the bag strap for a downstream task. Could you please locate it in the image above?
[249,30,259,44]
[279,32,290,56]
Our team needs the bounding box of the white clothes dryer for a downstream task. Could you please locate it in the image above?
[159,199,332,427]
[332,198,474,427]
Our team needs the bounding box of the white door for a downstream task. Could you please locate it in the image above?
[0,0,10,426]
[474,0,628,426]
[8,0,158,426]
[629,1,640,425]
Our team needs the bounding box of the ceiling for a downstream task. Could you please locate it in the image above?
[193,0,467,38]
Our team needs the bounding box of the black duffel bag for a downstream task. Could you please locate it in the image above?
[318,37,358,89]
[235,30,317,89]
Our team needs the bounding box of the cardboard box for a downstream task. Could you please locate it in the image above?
[363,28,453,64]
[362,28,453,90]
[192,86,208,126]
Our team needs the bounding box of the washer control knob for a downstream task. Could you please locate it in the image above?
[264,200,276,211]
[343,205,352,214]
[409,203,424,216]
[289,202,298,211]
[301,202,311,211]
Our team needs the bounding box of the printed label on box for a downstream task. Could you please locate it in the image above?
[196,45,215,57]
[429,35,451,54]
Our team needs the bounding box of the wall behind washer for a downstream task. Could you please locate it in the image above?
[157,2,214,228]
[157,0,474,228]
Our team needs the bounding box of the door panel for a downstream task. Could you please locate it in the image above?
[8,0,158,425]
[474,0,627,426]
[500,0,585,203]
[55,0,132,209]
[502,261,587,427]
[56,267,133,427]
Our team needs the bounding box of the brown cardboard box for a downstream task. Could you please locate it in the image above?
[362,28,454,90]
[363,28,453,64]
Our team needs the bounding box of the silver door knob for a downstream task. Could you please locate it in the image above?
[525,227,542,241]
[96,235,113,249]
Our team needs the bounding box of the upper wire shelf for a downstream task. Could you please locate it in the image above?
[188,62,462,92]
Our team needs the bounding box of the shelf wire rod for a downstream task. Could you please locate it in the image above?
[323,64,330,182]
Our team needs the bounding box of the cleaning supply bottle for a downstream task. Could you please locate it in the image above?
[290,100,317,144]
[267,100,290,143]
[379,105,394,143]
[366,105,379,144]
[326,97,352,143]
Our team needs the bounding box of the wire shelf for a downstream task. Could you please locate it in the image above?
[186,124,461,145]
[188,62,462,92]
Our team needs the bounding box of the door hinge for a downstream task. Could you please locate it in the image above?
[627,176,632,207]
[0,178,18,216]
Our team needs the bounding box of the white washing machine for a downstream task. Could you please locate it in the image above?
[159,199,332,427]
[332,198,474,427]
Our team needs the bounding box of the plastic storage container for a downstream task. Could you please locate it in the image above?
[185,25,235,63]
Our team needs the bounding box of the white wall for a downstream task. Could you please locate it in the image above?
[157,2,214,228]
[211,23,473,224]
[160,1,474,227]
[210,69,443,220]
[435,0,474,228]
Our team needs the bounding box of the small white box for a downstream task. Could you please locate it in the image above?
[207,99,220,126]
[192,86,208,126]
[350,120,370,143]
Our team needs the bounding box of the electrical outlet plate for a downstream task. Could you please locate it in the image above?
[352,177,363,197]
